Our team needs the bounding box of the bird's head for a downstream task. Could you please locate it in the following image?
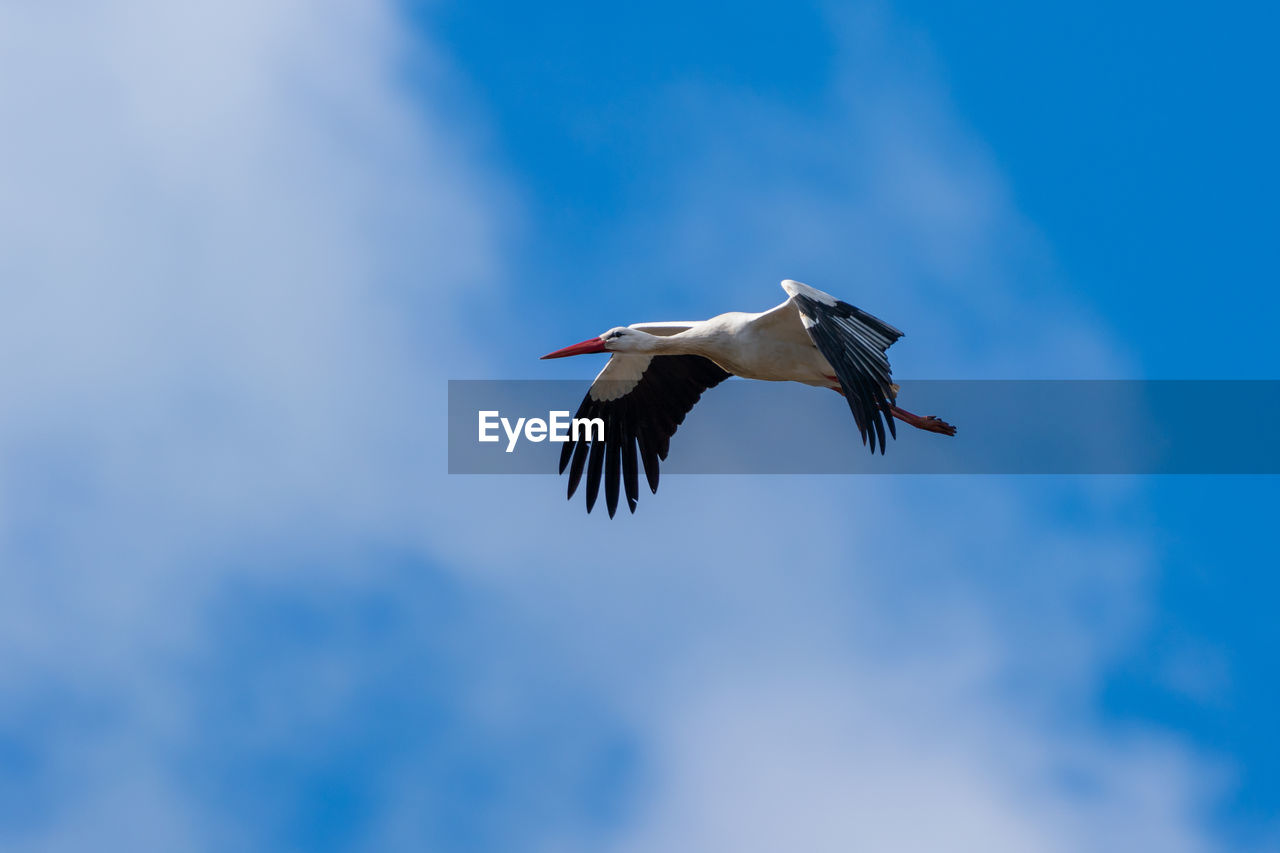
[541,327,652,358]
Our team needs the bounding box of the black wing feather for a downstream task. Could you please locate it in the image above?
[620,419,640,513]
[561,354,730,515]
[584,435,605,513]
[604,415,621,518]
[792,293,902,454]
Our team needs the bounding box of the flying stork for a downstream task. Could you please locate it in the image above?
[541,280,955,516]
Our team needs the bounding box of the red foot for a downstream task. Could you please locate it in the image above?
[891,405,957,436]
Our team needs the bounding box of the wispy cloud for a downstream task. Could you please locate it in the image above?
[0,1,1240,851]
[0,0,502,846]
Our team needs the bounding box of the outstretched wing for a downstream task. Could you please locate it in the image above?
[781,279,903,454]
[559,353,731,517]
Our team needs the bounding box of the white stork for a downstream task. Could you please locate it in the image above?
[541,279,955,516]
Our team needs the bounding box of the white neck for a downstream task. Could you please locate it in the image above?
[618,327,717,357]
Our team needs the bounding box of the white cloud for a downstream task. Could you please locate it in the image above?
[0,1,502,847]
[0,0,498,659]
[601,671,1216,853]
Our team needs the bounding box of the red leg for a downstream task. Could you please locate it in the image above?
[890,405,956,436]
[825,377,956,436]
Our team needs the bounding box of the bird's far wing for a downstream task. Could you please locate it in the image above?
[559,353,731,517]
[780,279,903,454]
[628,321,697,336]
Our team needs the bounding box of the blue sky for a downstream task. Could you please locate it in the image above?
[1,1,1277,851]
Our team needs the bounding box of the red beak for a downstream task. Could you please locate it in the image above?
[540,337,608,359]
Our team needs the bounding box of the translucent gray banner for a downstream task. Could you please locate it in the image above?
[448,380,1280,474]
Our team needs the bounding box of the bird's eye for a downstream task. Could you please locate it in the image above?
[609,330,624,339]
